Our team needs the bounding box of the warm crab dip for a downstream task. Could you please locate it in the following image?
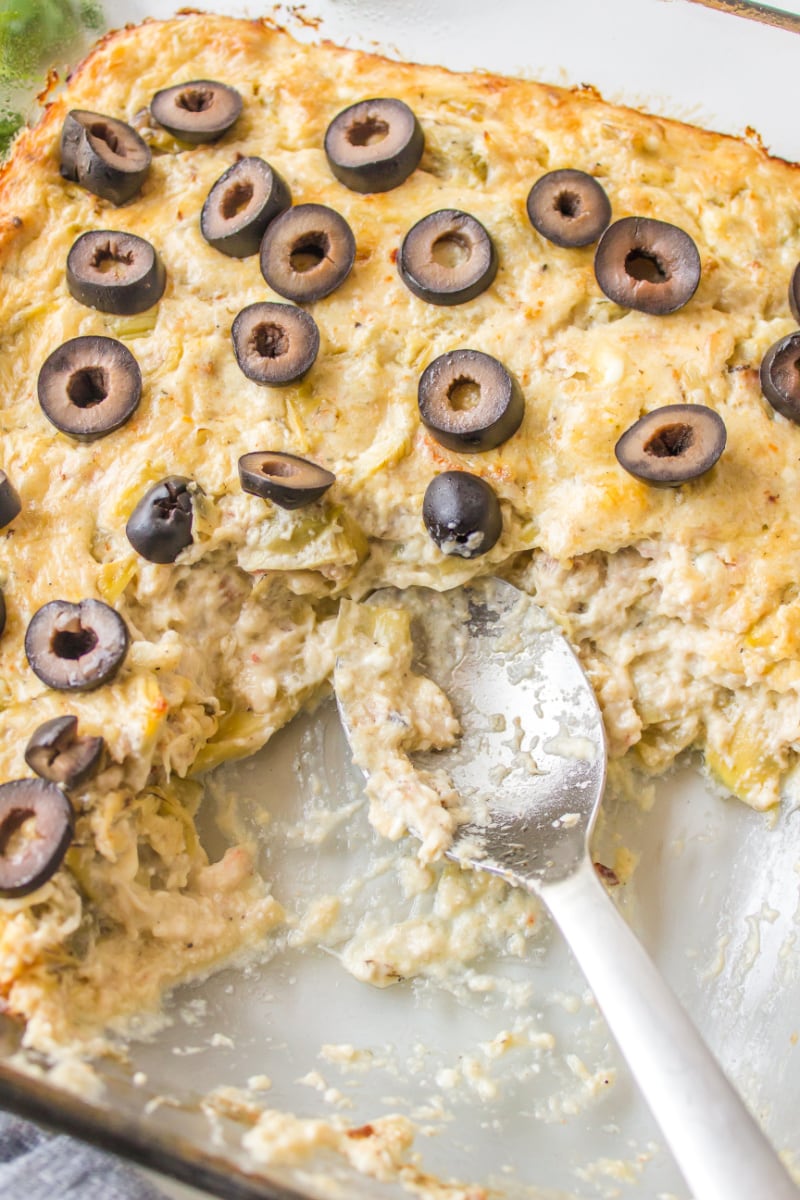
[1,11,800,1058]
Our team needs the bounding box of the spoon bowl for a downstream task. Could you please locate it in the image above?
[336,576,798,1200]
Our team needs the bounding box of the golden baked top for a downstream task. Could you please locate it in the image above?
[1,12,800,1043]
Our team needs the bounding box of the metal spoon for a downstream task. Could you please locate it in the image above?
[336,576,797,1200]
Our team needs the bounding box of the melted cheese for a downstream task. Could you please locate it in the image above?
[1,13,800,1045]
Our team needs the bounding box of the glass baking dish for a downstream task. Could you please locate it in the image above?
[1,3,800,1198]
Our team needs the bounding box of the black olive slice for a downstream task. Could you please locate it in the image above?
[201,157,291,259]
[789,263,800,324]
[398,210,498,306]
[0,778,74,899]
[418,349,523,453]
[594,217,701,315]
[150,80,243,144]
[260,204,356,304]
[0,469,21,530]
[526,169,611,249]
[25,716,104,790]
[60,110,151,206]
[615,404,726,486]
[67,230,166,315]
[422,471,502,559]
[25,599,129,692]
[232,303,319,386]
[125,476,195,564]
[760,331,800,423]
[37,336,142,442]
[324,98,424,194]
[238,451,335,510]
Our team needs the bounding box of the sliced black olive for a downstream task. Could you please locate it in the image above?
[324,98,424,194]
[760,331,800,423]
[25,716,104,790]
[238,452,334,510]
[25,599,129,692]
[0,778,74,899]
[526,169,611,248]
[60,110,151,206]
[67,230,166,315]
[260,204,356,304]
[125,476,195,564]
[37,336,142,442]
[422,471,502,558]
[418,350,523,452]
[789,263,800,324]
[615,404,726,486]
[232,303,319,386]
[594,217,701,315]
[0,469,21,530]
[398,210,498,306]
[200,157,291,259]
[150,80,242,144]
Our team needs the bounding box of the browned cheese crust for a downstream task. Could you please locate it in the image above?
[0,14,799,1045]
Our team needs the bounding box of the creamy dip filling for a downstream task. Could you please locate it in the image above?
[0,31,799,1191]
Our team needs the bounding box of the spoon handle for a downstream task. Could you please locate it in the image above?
[542,857,797,1200]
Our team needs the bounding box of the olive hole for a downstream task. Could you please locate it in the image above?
[250,323,289,359]
[154,495,180,517]
[91,242,134,273]
[52,624,99,660]
[89,122,124,156]
[644,422,694,458]
[347,116,390,147]
[555,190,582,218]
[221,180,254,220]
[177,88,214,112]
[625,249,669,284]
[290,234,329,274]
[67,367,109,409]
[0,809,37,858]
[260,459,298,479]
[431,234,471,269]
[447,377,482,412]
